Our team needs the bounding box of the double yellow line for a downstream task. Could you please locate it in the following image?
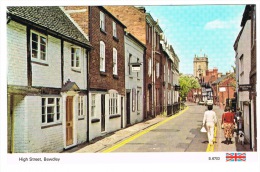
[206,125,217,152]
[102,106,189,153]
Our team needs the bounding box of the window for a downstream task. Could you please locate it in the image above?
[91,94,96,117]
[100,41,105,71]
[42,97,60,124]
[100,11,105,31]
[113,48,117,75]
[164,65,166,81]
[147,90,149,111]
[129,53,132,75]
[71,47,81,68]
[113,21,117,38]
[168,68,171,82]
[148,58,152,76]
[31,31,47,62]
[78,96,84,117]
[132,88,136,112]
[240,54,244,75]
[156,62,159,78]
[137,90,141,111]
[109,92,118,115]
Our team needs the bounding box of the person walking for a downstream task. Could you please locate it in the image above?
[202,105,217,145]
[221,106,235,145]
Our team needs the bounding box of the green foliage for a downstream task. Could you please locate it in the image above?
[179,75,200,100]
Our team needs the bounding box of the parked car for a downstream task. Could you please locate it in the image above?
[206,99,213,106]
[198,100,206,105]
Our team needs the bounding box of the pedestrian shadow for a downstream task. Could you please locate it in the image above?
[202,141,209,144]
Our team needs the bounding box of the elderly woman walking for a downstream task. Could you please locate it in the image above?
[221,106,235,145]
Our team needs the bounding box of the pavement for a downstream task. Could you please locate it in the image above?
[63,102,252,153]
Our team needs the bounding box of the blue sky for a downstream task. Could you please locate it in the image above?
[144,5,245,75]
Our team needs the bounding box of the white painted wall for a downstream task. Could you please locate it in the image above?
[31,35,61,88]
[7,21,28,86]
[237,20,251,102]
[63,42,87,89]
[125,35,144,126]
[236,20,251,144]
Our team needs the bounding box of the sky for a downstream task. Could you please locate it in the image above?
[144,5,245,75]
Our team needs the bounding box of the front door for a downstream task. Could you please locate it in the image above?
[101,94,105,132]
[126,92,131,125]
[66,96,73,146]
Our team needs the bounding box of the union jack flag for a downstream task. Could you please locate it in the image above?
[226,153,246,162]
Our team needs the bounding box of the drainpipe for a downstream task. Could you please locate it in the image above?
[86,6,91,142]
[151,25,155,118]
[249,90,252,150]
[86,49,90,142]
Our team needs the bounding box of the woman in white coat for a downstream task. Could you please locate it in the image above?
[202,105,217,145]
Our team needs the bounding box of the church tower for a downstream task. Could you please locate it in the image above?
[193,52,208,78]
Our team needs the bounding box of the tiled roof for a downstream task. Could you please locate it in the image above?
[212,75,227,85]
[7,6,91,47]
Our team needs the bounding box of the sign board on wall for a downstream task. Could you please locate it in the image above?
[219,87,226,92]
[239,84,251,92]
[132,66,140,72]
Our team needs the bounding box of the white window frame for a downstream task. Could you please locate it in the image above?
[78,96,84,118]
[100,41,105,72]
[31,30,47,63]
[156,62,159,78]
[71,46,81,70]
[113,48,118,75]
[113,21,117,38]
[148,58,152,76]
[91,94,96,117]
[100,11,105,31]
[41,97,61,125]
[109,92,118,115]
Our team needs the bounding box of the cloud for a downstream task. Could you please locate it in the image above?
[204,19,231,30]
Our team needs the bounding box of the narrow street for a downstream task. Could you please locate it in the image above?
[105,103,210,152]
[64,102,250,153]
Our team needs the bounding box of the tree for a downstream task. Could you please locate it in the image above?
[179,75,200,101]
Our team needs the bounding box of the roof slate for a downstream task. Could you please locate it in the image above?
[7,6,91,47]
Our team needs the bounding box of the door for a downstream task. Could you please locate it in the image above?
[121,97,124,128]
[66,96,73,146]
[101,94,105,132]
[126,92,131,125]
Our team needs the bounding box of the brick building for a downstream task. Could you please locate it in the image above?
[105,6,180,119]
[211,73,236,109]
[64,6,126,141]
[7,7,92,152]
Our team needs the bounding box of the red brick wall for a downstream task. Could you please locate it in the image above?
[88,6,125,95]
[105,6,146,45]
[63,6,89,35]
[105,6,153,117]
[65,6,125,95]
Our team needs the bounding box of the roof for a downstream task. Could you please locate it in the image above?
[212,75,227,85]
[61,80,80,92]
[7,6,91,48]
[101,6,127,29]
